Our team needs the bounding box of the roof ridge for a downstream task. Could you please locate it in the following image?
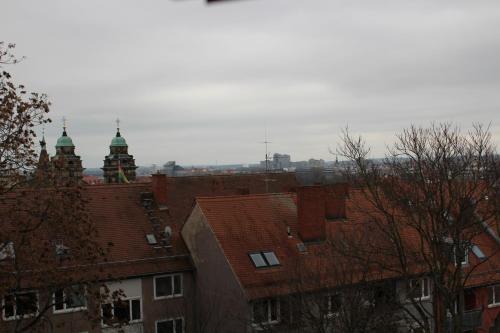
[196,192,294,201]
[83,183,150,189]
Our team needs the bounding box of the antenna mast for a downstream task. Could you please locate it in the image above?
[259,128,276,193]
[262,128,272,173]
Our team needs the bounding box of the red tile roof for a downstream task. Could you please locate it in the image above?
[162,173,298,226]
[194,188,500,299]
[0,173,298,284]
[82,183,192,279]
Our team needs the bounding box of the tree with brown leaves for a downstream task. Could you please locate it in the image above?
[0,43,112,333]
[338,123,500,333]
[0,42,50,195]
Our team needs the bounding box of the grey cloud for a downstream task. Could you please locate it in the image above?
[2,0,499,166]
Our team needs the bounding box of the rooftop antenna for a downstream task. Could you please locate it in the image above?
[259,128,272,173]
[259,128,276,193]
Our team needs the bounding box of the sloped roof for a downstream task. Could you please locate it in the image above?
[83,184,191,279]
[163,172,298,226]
[194,188,500,299]
[0,183,192,284]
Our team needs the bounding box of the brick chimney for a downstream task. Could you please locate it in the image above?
[151,173,168,207]
[297,186,326,242]
[324,183,348,219]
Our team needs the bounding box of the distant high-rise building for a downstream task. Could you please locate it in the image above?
[102,123,137,183]
[272,153,291,170]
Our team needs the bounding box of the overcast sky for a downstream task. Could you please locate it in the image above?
[2,0,500,167]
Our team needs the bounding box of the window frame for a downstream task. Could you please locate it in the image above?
[100,297,142,327]
[155,317,184,333]
[454,245,469,266]
[154,274,183,300]
[251,298,280,327]
[325,293,342,318]
[2,290,39,321]
[407,278,431,301]
[53,285,87,314]
[248,251,280,268]
[488,285,500,308]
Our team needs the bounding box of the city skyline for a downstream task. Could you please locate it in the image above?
[2,0,499,166]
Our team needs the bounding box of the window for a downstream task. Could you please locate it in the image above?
[146,234,158,245]
[249,251,280,268]
[252,298,280,325]
[54,285,86,313]
[488,285,500,307]
[443,238,469,266]
[408,278,430,301]
[156,317,184,333]
[471,245,486,260]
[154,274,182,299]
[454,246,469,266]
[325,294,342,317]
[0,241,15,260]
[101,298,141,326]
[3,291,38,320]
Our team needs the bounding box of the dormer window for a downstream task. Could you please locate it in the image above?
[249,251,280,268]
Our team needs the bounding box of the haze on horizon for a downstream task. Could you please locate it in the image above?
[2,0,499,168]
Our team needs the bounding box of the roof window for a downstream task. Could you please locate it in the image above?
[249,251,280,268]
[471,245,486,260]
[146,234,157,245]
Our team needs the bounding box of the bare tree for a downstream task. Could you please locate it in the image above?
[338,123,500,333]
[281,238,403,333]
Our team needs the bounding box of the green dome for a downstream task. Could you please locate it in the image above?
[55,130,75,147]
[110,131,128,147]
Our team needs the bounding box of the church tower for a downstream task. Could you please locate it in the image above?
[34,134,51,183]
[102,120,137,183]
[50,121,84,185]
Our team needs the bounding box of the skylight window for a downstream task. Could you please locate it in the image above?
[250,253,267,268]
[146,234,157,245]
[472,245,486,260]
[249,251,280,268]
[263,251,280,266]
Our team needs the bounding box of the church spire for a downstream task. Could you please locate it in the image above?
[40,127,47,151]
[103,119,137,183]
[51,117,84,185]
[116,118,121,137]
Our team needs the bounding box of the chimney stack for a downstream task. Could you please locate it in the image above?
[151,173,168,208]
[297,186,326,242]
[324,183,348,219]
